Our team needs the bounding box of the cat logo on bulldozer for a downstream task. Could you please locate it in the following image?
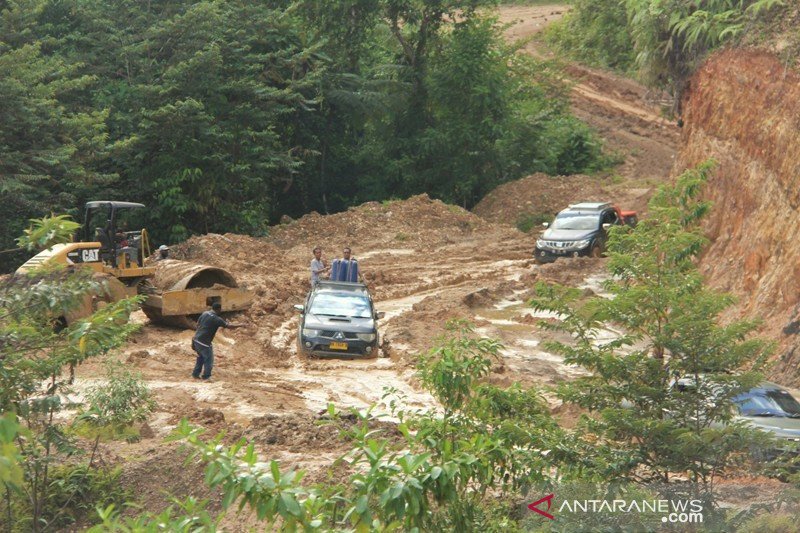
[81,249,99,262]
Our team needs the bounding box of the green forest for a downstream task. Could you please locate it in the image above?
[0,0,614,272]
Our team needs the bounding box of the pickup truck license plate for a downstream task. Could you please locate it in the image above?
[329,341,348,351]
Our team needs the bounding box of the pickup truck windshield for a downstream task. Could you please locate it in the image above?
[310,293,373,319]
[735,390,800,417]
[552,215,599,231]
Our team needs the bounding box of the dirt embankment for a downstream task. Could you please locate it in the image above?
[473,173,652,226]
[678,49,800,384]
[167,195,530,346]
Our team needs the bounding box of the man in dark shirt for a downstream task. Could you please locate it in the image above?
[191,302,242,380]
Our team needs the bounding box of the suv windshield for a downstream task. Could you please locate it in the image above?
[735,390,800,417]
[552,215,599,231]
[310,293,373,319]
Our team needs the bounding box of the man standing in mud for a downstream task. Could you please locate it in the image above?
[191,302,242,381]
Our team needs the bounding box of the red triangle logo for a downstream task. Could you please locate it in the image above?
[528,493,555,520]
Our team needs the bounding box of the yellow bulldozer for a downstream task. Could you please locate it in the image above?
[15,201,253,328]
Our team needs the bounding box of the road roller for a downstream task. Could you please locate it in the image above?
[15,201,253,328]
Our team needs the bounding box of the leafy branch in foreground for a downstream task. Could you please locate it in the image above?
[1,217,143,531]
[14,216,81,253]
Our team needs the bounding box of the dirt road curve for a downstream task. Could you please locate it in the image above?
[498,5,680,182]
[70,4,684,520]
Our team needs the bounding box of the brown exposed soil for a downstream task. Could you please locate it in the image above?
[679,48,800,386]
[473,172,652,226]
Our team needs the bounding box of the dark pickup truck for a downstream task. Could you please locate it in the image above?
[534,202,637,264]
[294,281,383,358]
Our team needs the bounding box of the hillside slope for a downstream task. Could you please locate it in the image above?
[679,49,800,384]
[472,172,652,226]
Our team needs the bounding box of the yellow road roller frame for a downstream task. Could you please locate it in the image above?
[16,241,254,328]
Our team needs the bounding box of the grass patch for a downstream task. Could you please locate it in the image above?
[71,420,142,443]
[516,212,552,233]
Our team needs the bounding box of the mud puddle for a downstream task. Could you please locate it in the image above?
[249,361,435,417]
[473,302,590,391]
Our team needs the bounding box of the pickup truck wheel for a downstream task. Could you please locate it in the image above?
[590,243,603,258]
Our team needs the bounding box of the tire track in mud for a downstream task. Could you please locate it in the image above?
[255,251,538,419]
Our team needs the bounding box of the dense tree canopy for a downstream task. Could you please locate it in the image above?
[0,0,611,272]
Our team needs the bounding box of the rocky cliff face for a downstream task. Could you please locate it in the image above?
[678,49,800,384]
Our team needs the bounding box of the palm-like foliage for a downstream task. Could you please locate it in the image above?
[551,0,786,113]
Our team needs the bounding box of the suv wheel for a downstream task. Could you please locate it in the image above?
[590,243,602,258]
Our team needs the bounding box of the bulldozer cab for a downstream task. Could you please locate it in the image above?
[82,201,151,270]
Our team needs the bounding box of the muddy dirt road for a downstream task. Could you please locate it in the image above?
[498,4,680,184]
[70,3,685,519]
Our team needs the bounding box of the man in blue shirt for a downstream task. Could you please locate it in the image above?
[192,302,242,380]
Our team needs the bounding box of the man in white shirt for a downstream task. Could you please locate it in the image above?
[310,246,329,287]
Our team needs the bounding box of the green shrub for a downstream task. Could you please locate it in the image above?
[545,0,635,72]
[1,463,127,531]
[738,513,800,533]
[498,98,616,180]
[46,464,127,528]
[78,363,156,433]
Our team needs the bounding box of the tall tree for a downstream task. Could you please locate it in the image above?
[0,0,111,269]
